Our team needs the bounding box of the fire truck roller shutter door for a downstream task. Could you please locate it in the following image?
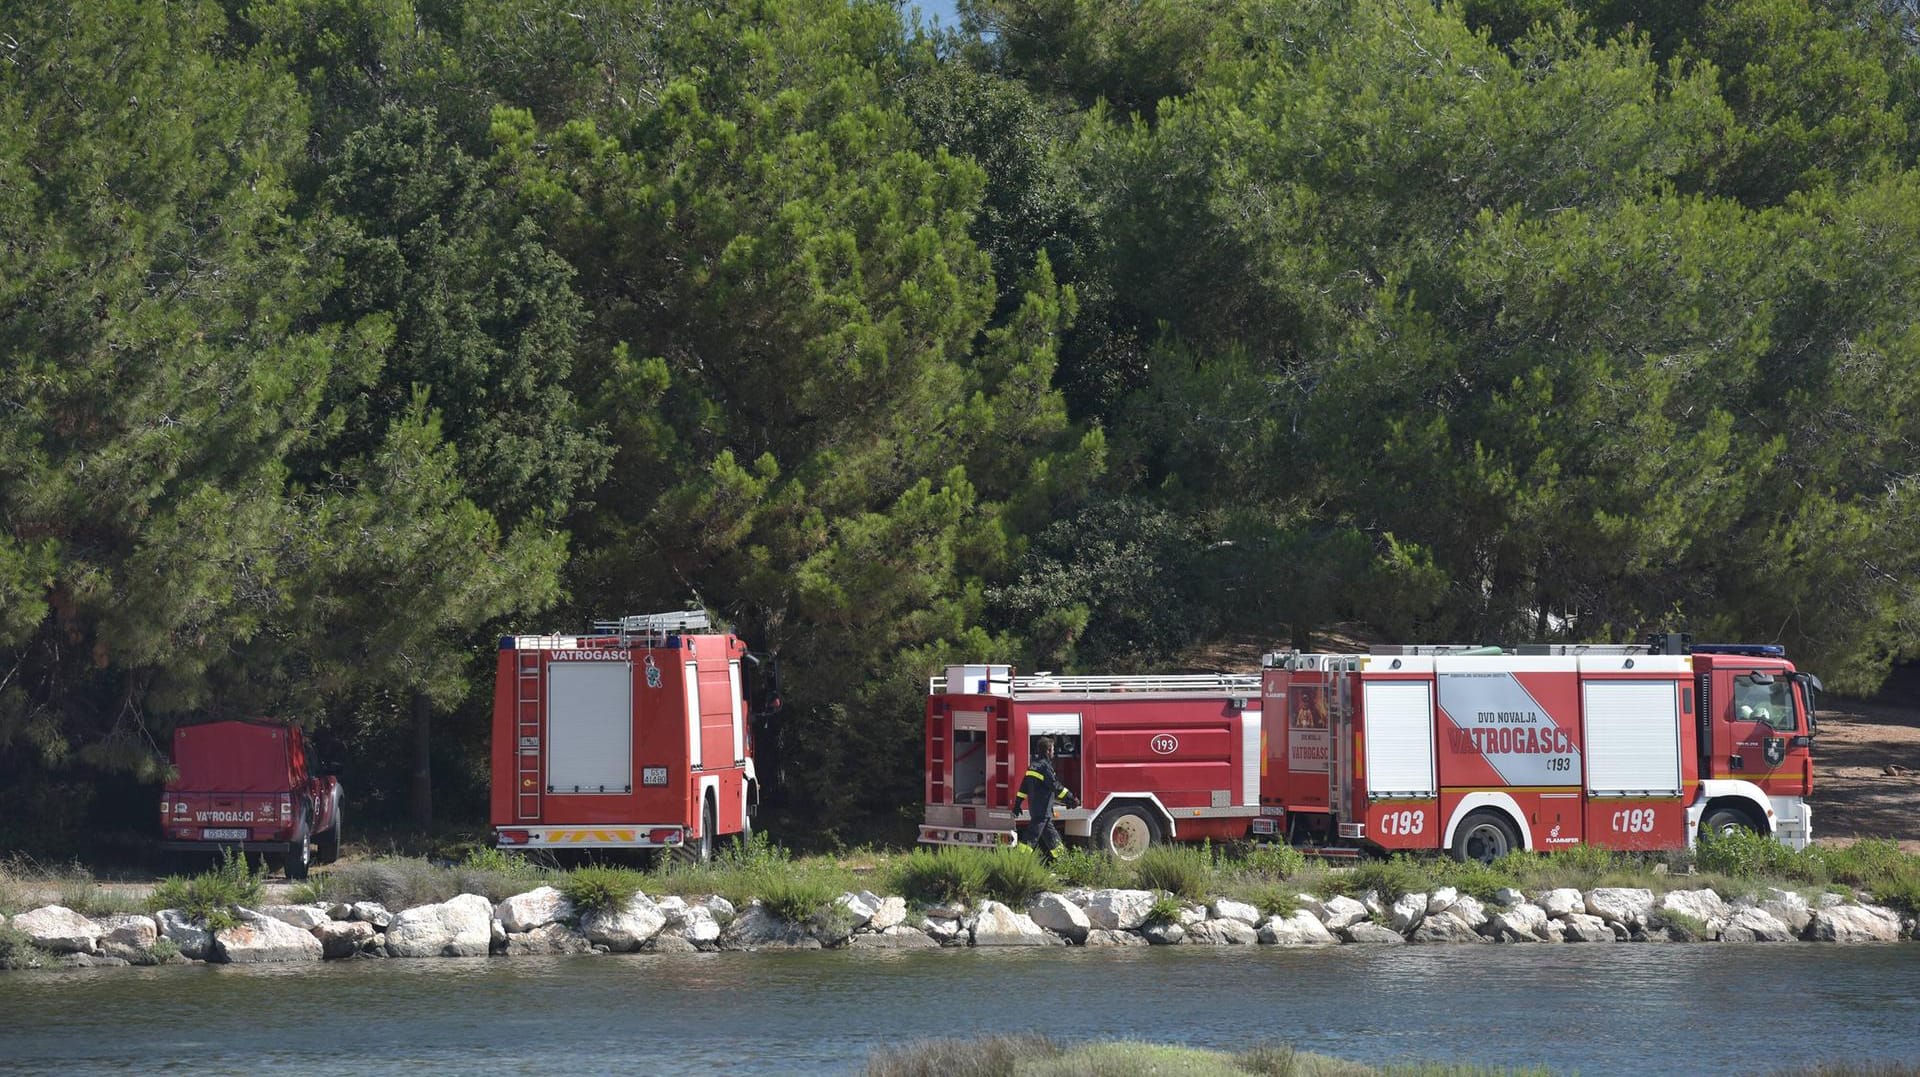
[1583,681,1683,796]
[729,659,746,764]
[547,661,634,794]
[1241,708,1261,805]
[684,661,702,769]
[1363,681,1436,797]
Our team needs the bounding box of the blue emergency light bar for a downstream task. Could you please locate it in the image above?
[1691,643,1787,658]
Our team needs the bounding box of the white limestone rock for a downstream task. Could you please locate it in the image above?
[506,922,593,956]
[720,901,810,950]
[702,895,737,923]
[1319,896,1369,932]
[1584,888,1656,929]
[1536,888,1585,919]
[1426,887,1459,915]
[846,926,941,950]
[867,896,909,933]
[316,919,378,959]
[1410,911,1487,944]
[1492,888,1527,907]
[1387,892,1428,933]
[1806,904,1903,943]
[677,906,721,946]
[1660,889,1733,935]
[1754,888,1813,934]
[1028,893,1091,944]
[1360,889,1388,920]
[1187,919,1257,945]
[1176,903,1208,928]
[1082,928,1148,947]
[214,908,323,964]
[1559,913,1615,943]
[1209,898,1260,926]
[972,900,1063,946]
[1257,910,1337,946]
[350,901,393,929]
[1720,906,1796,943]
[156,909,213,961]
[94,914,159,962]
[1343,921,1408,945]
[1446,895,1489,928]
[835,890,882,931]
[11,906,99,954]
[1141,921,1186,945]
[1485,903,1550,942]
[495,886,573,933]
[385,894,496,958]
[1081,889,1158,931]
[259,904,331,931]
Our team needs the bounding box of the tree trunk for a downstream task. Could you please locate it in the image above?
[410,690,433,829]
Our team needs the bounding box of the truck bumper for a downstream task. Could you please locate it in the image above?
[494,825,686,849]
[158,840,292,853]
[918,823,1016,848]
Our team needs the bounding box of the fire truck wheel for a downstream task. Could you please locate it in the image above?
[1700,805,1761,839]
[1449,811,1518,864]
[676,798,717,865]
[1093,804,1162,861]
[286,816,312,881]
[317,797,342,864]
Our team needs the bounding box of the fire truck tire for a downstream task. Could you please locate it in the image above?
[317,798,342,864]
[1449,811,1518,864]
[1093,804,1162,861]
[1700,804,1763,839]
[286,815,312,881]
[676,798,717,865]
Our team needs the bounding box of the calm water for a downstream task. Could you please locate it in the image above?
[1,945,1916,1075]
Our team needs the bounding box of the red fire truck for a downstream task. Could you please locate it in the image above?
[490,610,762,860]
[920,635,1820,862]
[919,665,1266,858]
[1259,635,1820,860]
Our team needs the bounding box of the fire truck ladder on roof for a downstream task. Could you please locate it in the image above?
[591,609,711,641]
[928,672,1261,696]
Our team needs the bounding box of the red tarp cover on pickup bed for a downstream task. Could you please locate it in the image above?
[168,721,295,793]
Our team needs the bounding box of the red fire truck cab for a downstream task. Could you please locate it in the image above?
[919,665,1265,859]
[1258,636,1820,860]
[490,610,763,860]
[159,720,343,880]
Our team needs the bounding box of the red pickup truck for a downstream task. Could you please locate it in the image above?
[159,720,343,879]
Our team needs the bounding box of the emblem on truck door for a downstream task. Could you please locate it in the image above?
[645,654,662,688]
[1151,734,1179,755]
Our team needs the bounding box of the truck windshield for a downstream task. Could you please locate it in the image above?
[1733,674,1798,732]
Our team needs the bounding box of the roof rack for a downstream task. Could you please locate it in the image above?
[590,609,711,637]
[929,671,1259,698]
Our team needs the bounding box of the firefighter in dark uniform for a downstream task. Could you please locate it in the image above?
[1014,736,1078,860]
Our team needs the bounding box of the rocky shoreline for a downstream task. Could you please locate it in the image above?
[5,882,1913,969]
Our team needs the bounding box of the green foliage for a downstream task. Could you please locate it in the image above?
[1144,893,1184,927]
[888,847,990,906]
[761,875,841,924]
[1348,858,1429,902]
[146,936,182,965]
[1132,844,1215,900]
[1231,844,1307,881]
[148,849,266,931]
[980,847,1053,906]
[1697,831,1818,881]
[560,866,645,916]
[1650,908,1713,942]
[1430,859,1519,902]
[1050,847,1132,889]
[0,924,45,971]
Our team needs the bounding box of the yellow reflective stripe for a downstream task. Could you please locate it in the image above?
[1025,769,1045,781]
[1055,789,1071,800]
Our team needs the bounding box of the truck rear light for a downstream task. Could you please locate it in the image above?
[650,828,683,845]
[497,830,529,845]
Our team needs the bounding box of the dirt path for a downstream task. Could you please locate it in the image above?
[1809,664,1920,852]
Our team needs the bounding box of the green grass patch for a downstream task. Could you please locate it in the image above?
[1050,846,1131,889]
[1347,857,1428,901]
[1133,844,1214,900]
[1144,894,1184,927]
[147,848,265,931]
[760,874,839,923]
[560,865,645,915]
[888,846,989,906]
[981,847,1053,906]
[0,923,47,970]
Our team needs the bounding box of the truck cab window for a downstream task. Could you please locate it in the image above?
[1733,674,1797,732]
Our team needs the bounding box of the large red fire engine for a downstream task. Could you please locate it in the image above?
[919,665,1267,858]
[1259,635,1819,859]
[490,610,762,860]
[921,636,1820,861]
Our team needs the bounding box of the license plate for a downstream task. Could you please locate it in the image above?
[1250,818,1278,835]
[202,828,249,841]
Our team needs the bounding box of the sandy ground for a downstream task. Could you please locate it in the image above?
[1810,665,1920,852]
